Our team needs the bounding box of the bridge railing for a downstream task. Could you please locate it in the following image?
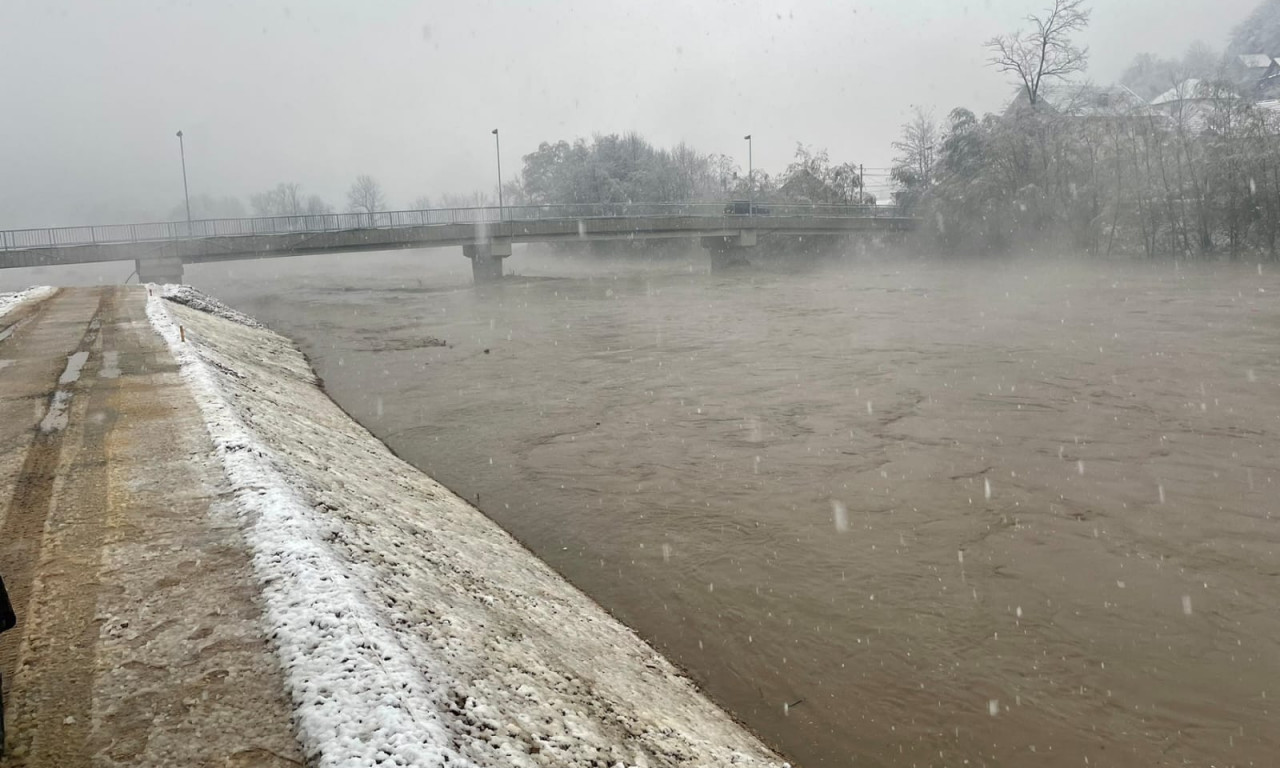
[0,202,906,251]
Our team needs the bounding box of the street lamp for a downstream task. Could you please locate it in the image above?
[492,128,503,221]
[743,134,753,215]
[176,130,192,231]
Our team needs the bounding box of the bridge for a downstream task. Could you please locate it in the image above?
[0,203,917,284]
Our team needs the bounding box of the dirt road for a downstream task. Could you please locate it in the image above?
[0,287,299,766]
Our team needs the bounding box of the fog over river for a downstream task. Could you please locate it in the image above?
[177,249,1279,766]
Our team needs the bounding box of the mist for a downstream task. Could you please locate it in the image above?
[0,0,1257,228]
[5,1,1280,766]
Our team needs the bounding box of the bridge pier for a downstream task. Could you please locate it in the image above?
[463,241,511,283]
[135,255,184,284]
[701,231,757,272]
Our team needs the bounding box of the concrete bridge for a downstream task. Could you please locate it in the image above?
[0,203,917,283]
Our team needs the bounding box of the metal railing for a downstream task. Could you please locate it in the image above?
[0,202,906,252]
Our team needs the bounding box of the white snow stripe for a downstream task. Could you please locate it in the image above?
[145,288,473,768]
[0,286,56,320]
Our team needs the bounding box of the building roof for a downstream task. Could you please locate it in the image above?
[1238,54,1275,69]
[1004,81,1148,118]
[1054,83,1148,117]
[1149,79,1233,106]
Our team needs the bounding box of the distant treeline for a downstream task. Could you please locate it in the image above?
[506,133,872,207]
[177,135,872,226]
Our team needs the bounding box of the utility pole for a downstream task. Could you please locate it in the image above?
[492,128,503,221]
[860,163,865,205]
[176,130,191,232]
[743,134,753,215]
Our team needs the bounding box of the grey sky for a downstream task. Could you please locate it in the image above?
[0,0,1257,227]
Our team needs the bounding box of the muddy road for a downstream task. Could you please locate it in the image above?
[0,287,299,767]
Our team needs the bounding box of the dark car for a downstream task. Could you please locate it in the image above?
[724,200,770,215]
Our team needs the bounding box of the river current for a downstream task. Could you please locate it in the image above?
[177,249,1280,767]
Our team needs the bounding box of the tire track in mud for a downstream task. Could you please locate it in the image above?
[0,288,107,766]
[0,292,57,350]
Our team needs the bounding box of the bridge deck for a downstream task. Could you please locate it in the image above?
[1,204,917,270]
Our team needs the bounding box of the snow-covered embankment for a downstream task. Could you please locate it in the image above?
[0,286,56,319]
[147,286,786,768]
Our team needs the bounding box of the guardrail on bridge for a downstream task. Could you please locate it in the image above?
[0,202,905,252]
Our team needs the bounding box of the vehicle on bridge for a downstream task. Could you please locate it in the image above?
[724,200,770,215]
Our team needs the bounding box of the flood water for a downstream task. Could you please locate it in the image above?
[178,249,1280,767]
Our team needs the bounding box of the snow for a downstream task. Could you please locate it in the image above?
[160,283,263,327]
[59,350,89,384]
[39,390,72,433]
[147,289,461,767]
[145,285,785,768]
[0,286,56,320]
[1238,54,1274,69]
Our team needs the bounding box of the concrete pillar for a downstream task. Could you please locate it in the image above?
[701,231,756,272]
[463,240,512,283]
[135,255,185,284]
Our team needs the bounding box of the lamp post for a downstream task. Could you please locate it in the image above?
[492,128,503,221]
[743,134,753,215]
[176,130,191,232]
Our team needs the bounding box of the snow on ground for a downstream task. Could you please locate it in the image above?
[146,285,786,768]
[0,286,56,319]
[160,283,263,327]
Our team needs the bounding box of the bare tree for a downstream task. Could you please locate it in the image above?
[986,0,1091,107]
[346,174,386,214]
[251,182,306,216]
[891,107,939,211]
[304,195,332,215]
[893,107,939,185]
[410,195,433,210]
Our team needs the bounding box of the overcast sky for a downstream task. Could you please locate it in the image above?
[0,0,1259,227]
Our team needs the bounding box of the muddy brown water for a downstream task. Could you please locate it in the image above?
[168,250,1280,766]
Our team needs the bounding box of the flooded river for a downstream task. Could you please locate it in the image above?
[178,250,1279,765]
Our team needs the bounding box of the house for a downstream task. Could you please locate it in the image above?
[1148,79,1237,132]
[1236,54,1275,77]
[1003,82,1148,124]
[1234,54,1280,97]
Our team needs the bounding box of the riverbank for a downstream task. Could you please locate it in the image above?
[0,285,785,766]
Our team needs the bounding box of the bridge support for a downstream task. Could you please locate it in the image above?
[135,255,184,284]
[463,240,511,283]
[701,231,757,272]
